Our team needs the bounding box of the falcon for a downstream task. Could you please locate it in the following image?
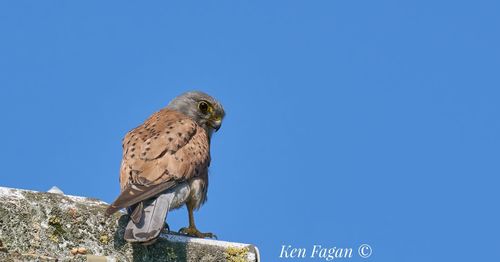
[106,91,225,244]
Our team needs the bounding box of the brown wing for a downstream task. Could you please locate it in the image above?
[106,109,210,215]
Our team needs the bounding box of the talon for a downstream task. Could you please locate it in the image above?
[163,222,170,233]
[178,226,216,239]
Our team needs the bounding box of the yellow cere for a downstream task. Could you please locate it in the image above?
[212,114,222,121]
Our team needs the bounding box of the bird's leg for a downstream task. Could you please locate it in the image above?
[179,202,217,239]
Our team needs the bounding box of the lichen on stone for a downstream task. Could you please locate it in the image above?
[0,187,258,261]
[99,235,109,245]
[225,246,250,262]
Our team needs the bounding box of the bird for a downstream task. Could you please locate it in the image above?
[105,91,225,244]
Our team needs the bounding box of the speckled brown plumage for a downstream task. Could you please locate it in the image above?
[106,108,210,215]
[106,91,224,241]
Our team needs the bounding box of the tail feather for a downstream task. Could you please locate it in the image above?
[124,191,173,244]
[129,202,144,224]
[111,181,191,244]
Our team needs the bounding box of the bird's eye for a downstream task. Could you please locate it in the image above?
[198,101,209,113]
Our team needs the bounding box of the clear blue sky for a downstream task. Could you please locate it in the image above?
[1,1,498,261]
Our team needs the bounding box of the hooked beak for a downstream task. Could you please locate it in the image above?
[210,119,222,132]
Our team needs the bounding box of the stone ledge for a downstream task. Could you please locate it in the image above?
[0,186,259,262]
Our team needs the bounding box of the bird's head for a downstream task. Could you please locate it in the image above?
[166,91,225,136]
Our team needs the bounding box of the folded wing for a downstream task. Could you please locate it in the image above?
[105,109,210,216]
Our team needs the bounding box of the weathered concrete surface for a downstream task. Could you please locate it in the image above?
[0,186,259,262]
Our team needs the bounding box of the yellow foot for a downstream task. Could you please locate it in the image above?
[179,226,217,239]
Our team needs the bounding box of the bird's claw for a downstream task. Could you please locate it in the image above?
[162,222,170,233]
[179,226,217,239]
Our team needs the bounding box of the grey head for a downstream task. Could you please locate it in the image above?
[166,91,225,137]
